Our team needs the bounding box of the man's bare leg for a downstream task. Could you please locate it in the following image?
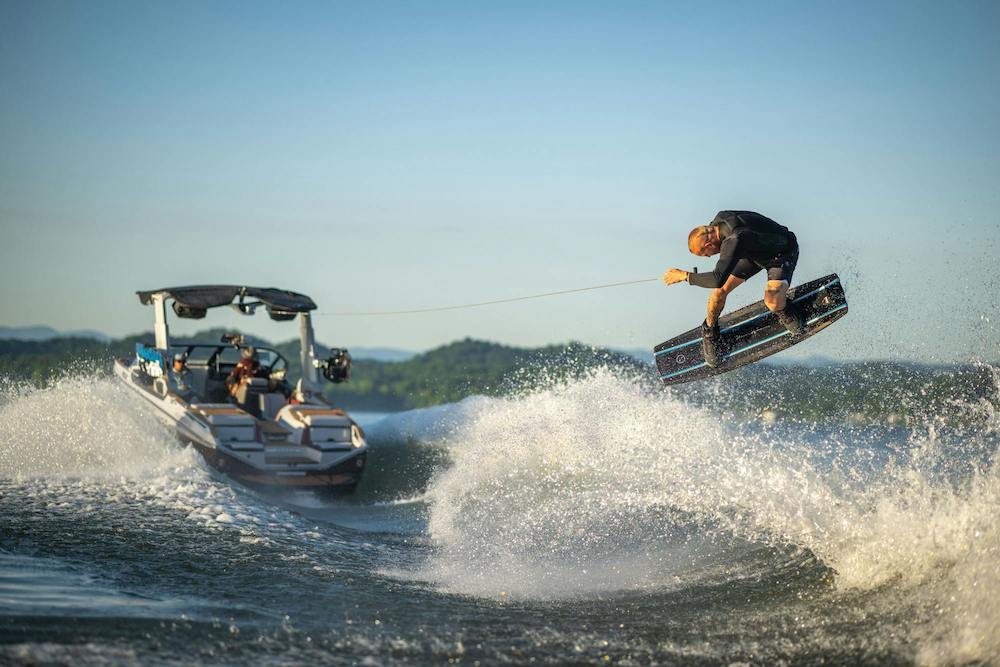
[766,279,805,334]
[763,279,789,313]
[706,275,746,325]
[702,276,744,367]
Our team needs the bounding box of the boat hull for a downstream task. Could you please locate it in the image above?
[184,436,366,491]
[114,359,366,493]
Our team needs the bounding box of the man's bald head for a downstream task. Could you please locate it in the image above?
[688,226,720,256]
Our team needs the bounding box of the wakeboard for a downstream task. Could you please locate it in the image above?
[654,273,847,386]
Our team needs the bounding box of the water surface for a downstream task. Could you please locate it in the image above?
[1,370,998,665]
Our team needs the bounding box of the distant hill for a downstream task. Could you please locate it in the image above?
[0,325,413,362]
[348,347,417,362]
[324,338,646,410]
[0,331,995,426]
[616,348,654,364]
[0,332,644,412]
[762,354,840,368]
[0,325,111,342]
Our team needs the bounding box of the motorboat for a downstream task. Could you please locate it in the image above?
[114,285,366,492]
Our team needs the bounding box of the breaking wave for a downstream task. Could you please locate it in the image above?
[0,377,325,542]
[387,366,1000,663]
[0,376,192,479]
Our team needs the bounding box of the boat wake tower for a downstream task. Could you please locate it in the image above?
[116,285,365,492]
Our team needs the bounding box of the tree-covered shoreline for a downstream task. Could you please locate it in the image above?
[1,332,996,427]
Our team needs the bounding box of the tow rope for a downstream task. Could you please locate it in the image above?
[316,277,659,317]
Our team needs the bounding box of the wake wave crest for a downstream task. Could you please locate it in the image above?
[0,376,194,479]
[385,366,1000,663]
[0,375,337,554]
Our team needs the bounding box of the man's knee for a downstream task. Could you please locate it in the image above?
[763,280,789,312]
[765,279,789,293]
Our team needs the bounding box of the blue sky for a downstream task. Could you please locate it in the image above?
[1,0,998,361]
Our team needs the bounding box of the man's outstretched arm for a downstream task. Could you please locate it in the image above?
[688,236,739,288]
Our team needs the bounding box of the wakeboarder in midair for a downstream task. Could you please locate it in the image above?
[662,210,805,367]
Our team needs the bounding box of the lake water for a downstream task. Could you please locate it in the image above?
[1,368,998,665]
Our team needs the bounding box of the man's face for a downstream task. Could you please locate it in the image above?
[692,229,720,257]
[173,360,184,372]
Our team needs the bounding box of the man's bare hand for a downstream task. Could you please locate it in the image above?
[662,268,689,286]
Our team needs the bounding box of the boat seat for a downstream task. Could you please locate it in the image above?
[202,378,230,403]
[259,392,288,421]
[233,378,269,418]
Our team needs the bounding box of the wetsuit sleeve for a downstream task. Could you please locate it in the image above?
[688,236,740,288]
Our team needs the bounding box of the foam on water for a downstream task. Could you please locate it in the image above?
[0,376,191,479]
[393,366,1000,662]
[0,377,328,548]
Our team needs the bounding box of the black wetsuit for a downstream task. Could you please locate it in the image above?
[688,211,798,289]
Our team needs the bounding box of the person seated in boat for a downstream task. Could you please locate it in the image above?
[169,352,193,398]
[226,346,265,398]
[287,380,306,405]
